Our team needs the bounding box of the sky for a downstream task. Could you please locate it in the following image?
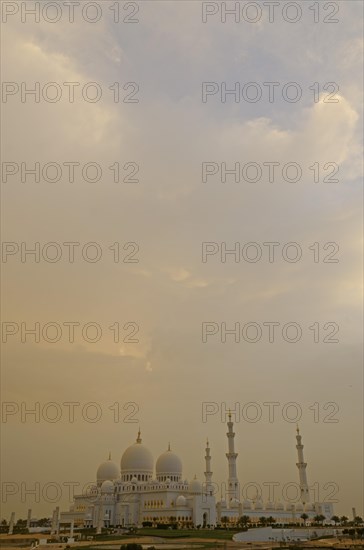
[1,0,363,519]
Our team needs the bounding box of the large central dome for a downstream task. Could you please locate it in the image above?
[156,445,182,482]
[120,430,154,482]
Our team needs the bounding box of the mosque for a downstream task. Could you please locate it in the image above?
[59,415,334,531]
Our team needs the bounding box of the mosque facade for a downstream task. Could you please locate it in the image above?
[59,416,334,531]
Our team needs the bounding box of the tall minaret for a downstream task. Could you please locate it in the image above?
[204,438,213,495]
[226,411,239,504]
[296,425,310,504]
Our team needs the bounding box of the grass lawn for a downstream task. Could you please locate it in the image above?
[79,543,228,550]
[135,528,236,540]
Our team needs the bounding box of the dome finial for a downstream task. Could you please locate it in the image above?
[296,423,300,434]
[168,442,171,451]
[108,451,111,460]
[136,427,142,443]
[228,409,232,420]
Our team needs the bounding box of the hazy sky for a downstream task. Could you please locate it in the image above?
[1,1,363,519]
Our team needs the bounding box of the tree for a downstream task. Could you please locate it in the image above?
[221,516,229,529]
[354,516,363,525]
[238,516,250,528]
[313,514,325,525]
[266,517,276,525]
[37,518,51,527]
[259,517,267,526]
[331,515,340,526]
[300,513,309,525]
[340,516,349,525]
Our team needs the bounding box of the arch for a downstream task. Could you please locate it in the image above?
[203,512,208,528]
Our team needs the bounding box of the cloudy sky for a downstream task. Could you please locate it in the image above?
[1,1,363,518]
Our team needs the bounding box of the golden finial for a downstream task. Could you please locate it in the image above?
[168,442,171,451]
[108,451,111,460]
[296,424,300,434]
[136,427,142,443]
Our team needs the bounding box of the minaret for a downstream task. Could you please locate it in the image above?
[51,507,59,535]
[204,438,213,495]
[96,502,104,534]
[136,428,142,443]
[8,513,15,535]
[226,411,239,504]
[26,509,32,529]
[296,425,310,504]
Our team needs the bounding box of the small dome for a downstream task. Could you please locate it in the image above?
[220,498,227,507]
[97,455,119,484]
[296,503,304,511]
[305,503,315,512]
[286,503,295,511]
[131,476,138,484]
[276,502,284,511]
[242,499,252,510]
[189,476,202,494]
[120,431,154,479]
[176,495,187,507]
[101,480,114,494]
[266,501,275,510]
[156,446,182,480]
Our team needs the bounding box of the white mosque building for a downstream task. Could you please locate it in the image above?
[59,416,334,531]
